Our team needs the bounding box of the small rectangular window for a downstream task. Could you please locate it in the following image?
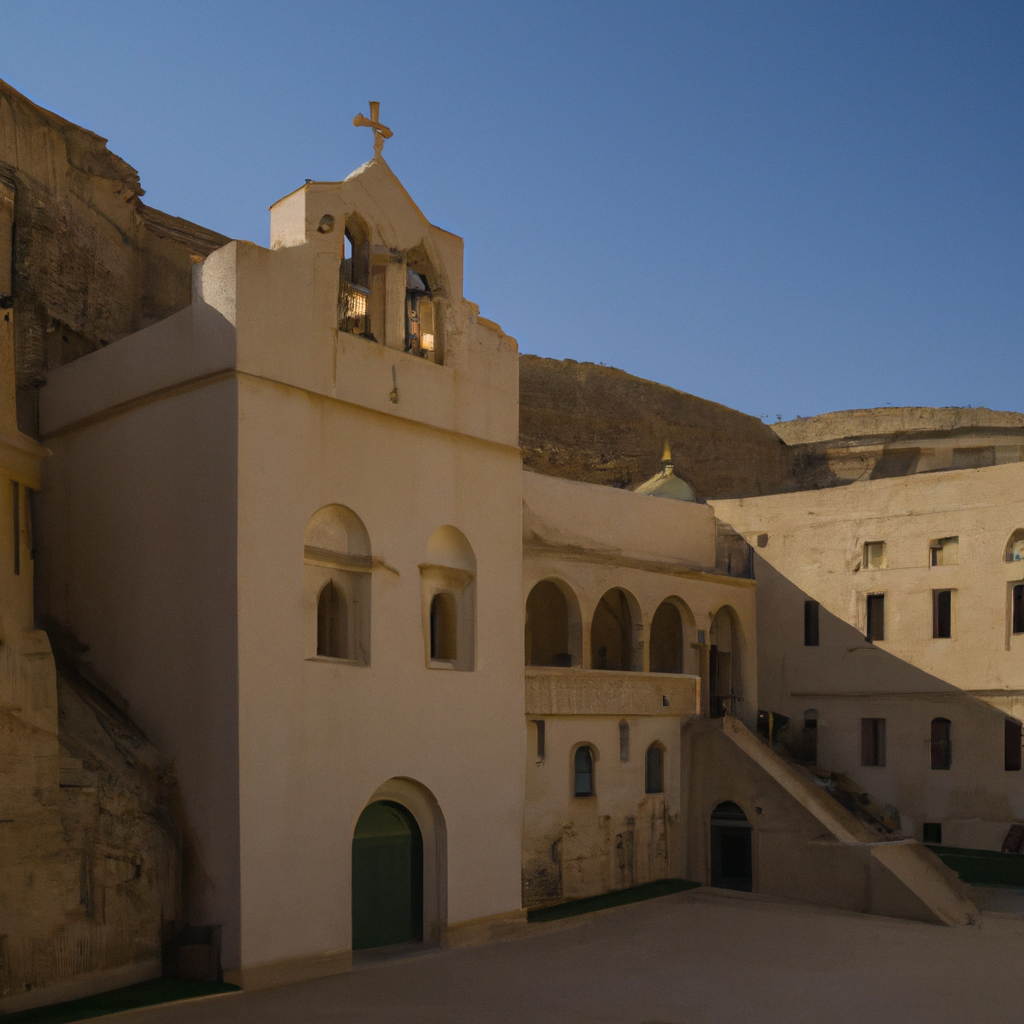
[1013,585,1024,635]
[11,480,19,576]
[861,717,886,766]
[863,541,886,570]
[866,594,885,642]
[930,537,958,566]
[804,600,820,646]
[932,590,953,639]
[922,822,942,845]
[533,720,545,760]
[1006,720,1021,772]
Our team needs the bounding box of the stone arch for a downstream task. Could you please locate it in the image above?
[590,587,642,672]
[649,597,694,674]
[340,213,373,336]
[709,604,745,716]
[525,578,583,668]
[304,505,371,663]
[404,242,447,364]
[422,526,476,670]
[356,777,448,946]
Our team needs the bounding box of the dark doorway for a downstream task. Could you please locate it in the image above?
[710,801,752,891]
[352,801,423,950]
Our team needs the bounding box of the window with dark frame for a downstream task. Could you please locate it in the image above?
[861,717,886,766]
[1005,720,1022,772]
[930,717,951,770]
[932,590,952,639]
[804,600,819,646]
[619,720,630,762]
[866,594,885,642]
[574,745,594,796]
[1013,585,1024,635]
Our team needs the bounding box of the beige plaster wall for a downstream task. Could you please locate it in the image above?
[37,156,525,981]
[234,372,525,968]
[523,711,682,906]
[520,476,757,906]
[38,376,241,958]
[713,463,1024,847]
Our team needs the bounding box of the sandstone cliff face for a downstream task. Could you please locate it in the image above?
[519,355,819,500]
[0,78,227,434]
[0,631,180,1007]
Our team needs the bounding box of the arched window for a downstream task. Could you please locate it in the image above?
[430,593,458,662]
[930,718,951,770]
[422,526,476,671]
[574,746,594,796]
[317,581,347,658]
[525,580,572,667]
[619,720,630,761]
[591,588,638,671]
[645,744,664,794]
[649,601,684,673]
[304,504,371,664]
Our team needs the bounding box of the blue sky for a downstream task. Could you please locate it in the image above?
[3,1,1021,421]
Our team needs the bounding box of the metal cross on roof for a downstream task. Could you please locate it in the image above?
[353,101,393,159]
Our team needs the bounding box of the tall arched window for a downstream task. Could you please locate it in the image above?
[304,504,371,665]
[930,718,951,770]
[317,580,347,658]
[430,593,458,662]
[574,746,594,796]
[422,525,476,671]
[645,744,664,794]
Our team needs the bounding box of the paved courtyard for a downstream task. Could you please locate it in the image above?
[124,888,1024,1024]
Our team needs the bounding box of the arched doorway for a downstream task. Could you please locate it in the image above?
[352,801,423,950]
[710,801,752,892]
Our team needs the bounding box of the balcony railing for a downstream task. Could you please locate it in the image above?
[525,666,702,718]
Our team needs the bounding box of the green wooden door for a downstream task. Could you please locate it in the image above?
[351,801,423,950]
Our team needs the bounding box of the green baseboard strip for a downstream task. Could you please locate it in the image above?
[527,878,700,923]
[0,979,239,1024]
[926,844,1024,888]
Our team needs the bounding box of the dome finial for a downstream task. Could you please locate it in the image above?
[661,439,673,466]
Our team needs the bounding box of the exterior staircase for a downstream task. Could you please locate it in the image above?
[717,715,979,926]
